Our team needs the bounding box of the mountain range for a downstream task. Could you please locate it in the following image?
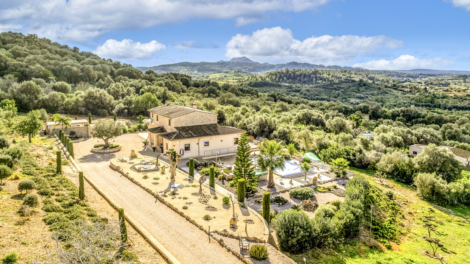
[137,58,470,77]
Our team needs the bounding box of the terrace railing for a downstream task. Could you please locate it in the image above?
[204,147,237,157]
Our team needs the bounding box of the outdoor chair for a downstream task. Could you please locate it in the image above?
[238,234,249,251]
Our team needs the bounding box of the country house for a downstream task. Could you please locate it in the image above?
[147,103,243,158]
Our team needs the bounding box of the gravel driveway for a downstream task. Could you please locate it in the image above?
[74,134,242,264]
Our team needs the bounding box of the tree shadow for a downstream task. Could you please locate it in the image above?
[11,193,26,200]
[240,206,251,217]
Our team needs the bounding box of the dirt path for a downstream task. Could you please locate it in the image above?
[74,134,242,264]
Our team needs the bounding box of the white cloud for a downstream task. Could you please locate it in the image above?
[446,0,470,11]
[175,41,194,49]
[225,27,403,64]
[353,55,455,70]
[0,0,332,41]
[94,39,166,60]
[0,24,22,33]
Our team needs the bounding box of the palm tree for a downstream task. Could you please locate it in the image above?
[301,162,311,182]
[52,114,72,131]
[257,140,285,188]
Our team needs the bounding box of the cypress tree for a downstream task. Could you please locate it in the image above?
[188,158,194,178]
[262,192,271,224]
[88,113,92,124]
[209,166,215,189]
[237,179,245,203]
[233,133,257,191]
[78,171,85,200]
[113,112,117,121]
[59,130,62,142]
[118,208,127,243]
[56,151,62,175]
[68,139,74,158]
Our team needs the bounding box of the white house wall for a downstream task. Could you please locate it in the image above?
[164,133,241,158]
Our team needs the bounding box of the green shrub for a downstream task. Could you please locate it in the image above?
[60,199,78,209]
[332,184,337,189]
[85,208,98,217]
[2,252,19,264]
[203,215,211,220]
[23,194,38,207]
[271,196,287,205]
[55,195,67,202]
[0,155,12,166]
[289,187,315,200]
[229,181,234,187]
[143,175,148,179]
[249,245,268,261]
[330,200,342,210]
[0,165,12,184]
[272,209,314,253]
[37,188,54,196]
[64,206,84,220]
[118,208,127,243]
[109,144,120,149]
[42,198,54,205]
[384,190,394,200]
[93,144,104,148]
[42,203,63,213]
[314,204,337,219]
[43,213,68,225]
[222,196,230,205]
[18,180,36,193]
[0,136,10,149]
[120,250,138,261]
[182,206,188,210]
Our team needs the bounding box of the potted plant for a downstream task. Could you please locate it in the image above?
[152,146,156,152]
[142,140,147,146]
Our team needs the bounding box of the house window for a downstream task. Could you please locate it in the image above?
[156,115,158,121]
[185,144,190,151]
[169,119,171,126]
[234,138,239,145]
[204,141,209,147]
[413,151,417,155]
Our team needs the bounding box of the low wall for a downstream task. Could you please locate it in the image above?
[91,146,122,153]
[50,126,90,138]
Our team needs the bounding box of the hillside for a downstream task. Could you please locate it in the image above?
[136,60,465,79]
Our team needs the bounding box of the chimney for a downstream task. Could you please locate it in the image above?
[192,102,197,109]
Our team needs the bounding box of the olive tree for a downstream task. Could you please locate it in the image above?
[91,120,124,148]
[15,110,44,143]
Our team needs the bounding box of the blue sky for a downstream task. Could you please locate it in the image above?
[1,0,470,70]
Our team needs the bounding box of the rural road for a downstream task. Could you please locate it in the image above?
[74,134,242,264]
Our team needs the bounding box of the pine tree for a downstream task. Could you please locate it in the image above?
[209,166,215,189]
[237,179,245,203]
[233,133,257,192]
[188,158,194,178]
[88,113,92,124]
[56,151,62,174]
[262,192,271,224]
[118,208,127,243]
[78,171,85,200]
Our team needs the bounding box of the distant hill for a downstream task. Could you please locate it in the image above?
[229,56,254,63]
[137,60,470,78]
[137,60,357,77]
[398,69,470,75]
